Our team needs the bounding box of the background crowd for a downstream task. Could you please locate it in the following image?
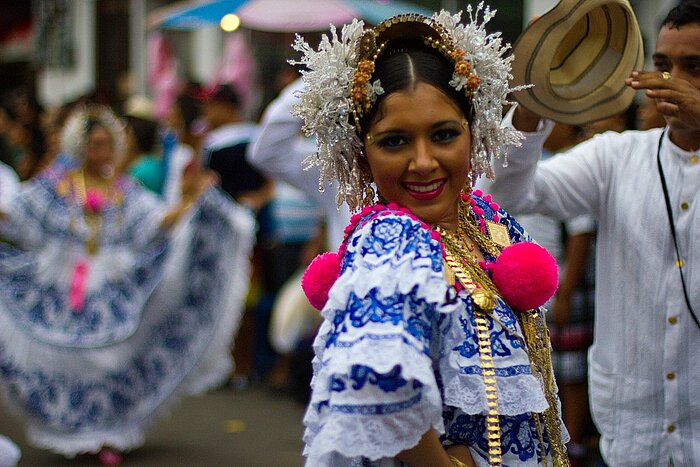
[0,0,694,466]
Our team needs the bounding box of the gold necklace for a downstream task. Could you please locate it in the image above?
[435,201,504,465]
[435,201,500,310]
[68,170,121,256]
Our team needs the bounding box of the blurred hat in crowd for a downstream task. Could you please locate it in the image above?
[123,95,156,122]
[511,0,644,125]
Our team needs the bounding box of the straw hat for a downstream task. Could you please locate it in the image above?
[511,0,644,125]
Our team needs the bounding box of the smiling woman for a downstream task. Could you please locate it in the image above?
[292,6,568,467]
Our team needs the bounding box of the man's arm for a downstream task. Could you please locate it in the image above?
[247,79,320,195]
[487,105,607,221]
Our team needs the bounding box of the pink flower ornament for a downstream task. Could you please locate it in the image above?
[85,188,104,214]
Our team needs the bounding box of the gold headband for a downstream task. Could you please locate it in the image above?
[349,14,480,134]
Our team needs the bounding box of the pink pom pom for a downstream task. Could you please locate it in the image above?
[85,188,104,213]
[301,252,341,310]
[491,242,558,311]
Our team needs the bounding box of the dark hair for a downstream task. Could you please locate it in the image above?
[208,84,241,108]
[661,1,700,29]
[126,116,158,153]
[176,93,202,131]
[358,42,472,135]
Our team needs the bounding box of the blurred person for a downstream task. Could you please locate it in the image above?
[161,90,203,206]
[247,67,351,400]
[489,2,700,464]
[202,83,271,210]
[293,9,568,466]
[121,96,164,195]
[201,83,273,388]
[253,181,323,388]
[0,104,254,465]
[248,74,351,250]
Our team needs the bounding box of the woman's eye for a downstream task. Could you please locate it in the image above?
[376,135,406,149]
[432,128,460,143]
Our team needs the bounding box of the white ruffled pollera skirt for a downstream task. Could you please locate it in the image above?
[0,190,254,456]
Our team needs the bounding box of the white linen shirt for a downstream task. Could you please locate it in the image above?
[489,107,700,466]
[246,79,351,249]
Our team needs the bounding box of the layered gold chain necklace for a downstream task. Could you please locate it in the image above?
[434,198,569,467]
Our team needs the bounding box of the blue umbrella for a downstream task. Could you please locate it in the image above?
[149,0,433,31]
[343,0,433,25]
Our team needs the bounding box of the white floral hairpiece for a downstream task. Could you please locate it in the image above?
[291,3,525,211]
[61,104,126,164]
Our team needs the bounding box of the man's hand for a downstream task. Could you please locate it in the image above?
[626,70,700,131]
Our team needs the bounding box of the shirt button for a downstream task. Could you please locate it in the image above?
[668,424,676,433]
[680,201,689,210]
[668,316,678,324]
[666,372,675,380]
[690,155,699,164]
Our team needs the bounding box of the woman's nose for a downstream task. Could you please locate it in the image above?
[409,139,437,173]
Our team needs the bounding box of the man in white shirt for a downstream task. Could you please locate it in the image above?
[247,79,351,250]
[489,3,700,465]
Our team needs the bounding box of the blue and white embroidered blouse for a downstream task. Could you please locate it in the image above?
[303,197,566,466]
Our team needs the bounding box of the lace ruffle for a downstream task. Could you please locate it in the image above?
[304,214,452,463]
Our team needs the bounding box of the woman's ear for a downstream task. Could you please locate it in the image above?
[356,152,372,180]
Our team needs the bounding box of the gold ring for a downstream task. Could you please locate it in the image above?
[662,72,671,80]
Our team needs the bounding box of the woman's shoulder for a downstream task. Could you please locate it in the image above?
[469,189,530,244]
[341,203,442,264]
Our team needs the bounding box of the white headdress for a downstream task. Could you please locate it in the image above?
[61,104,126,163]
[291,3,524,211]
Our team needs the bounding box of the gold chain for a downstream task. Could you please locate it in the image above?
[436,202,501,309]
[438,202,503,466]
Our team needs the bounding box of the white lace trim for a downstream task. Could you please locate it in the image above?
[304,395,444,463]
[441,372,548,415]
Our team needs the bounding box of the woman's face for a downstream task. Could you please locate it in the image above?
[363,82,471,231]
[83,124,116,177]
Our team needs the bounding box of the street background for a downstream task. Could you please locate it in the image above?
[0,386,305,467]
